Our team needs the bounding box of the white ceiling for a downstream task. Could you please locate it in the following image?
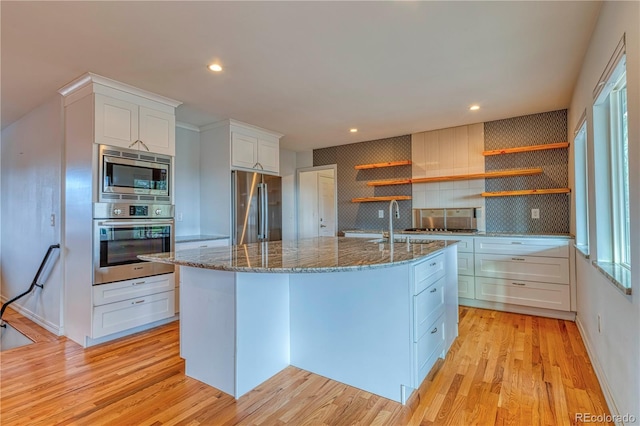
[1,1,601,152]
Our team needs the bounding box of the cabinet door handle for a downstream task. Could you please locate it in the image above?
[139,140,150,151]
[132,281,146,286]
[430,327,438,334]
[128,140,138,148]
[512,257,525,261]
[512,282,526,286]
[430,287,437,293]
[132,299,145,305]
[430,262,437,267]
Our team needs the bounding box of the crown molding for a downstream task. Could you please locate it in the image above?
[176,121,201,132]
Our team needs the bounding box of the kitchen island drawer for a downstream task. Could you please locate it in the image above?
[92,289,175,338]
[414,276,445,341]
[414,313,446,387]
[475,276,570,311]
[413,253,445,294]
[475,254,569,284]
[176,239,230,250]
[93,274,175,306]
[474,237,569,258]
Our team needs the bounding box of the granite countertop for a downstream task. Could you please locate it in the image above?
[140,237,457,273]
[175,234,230,243]
[343,229,574,239]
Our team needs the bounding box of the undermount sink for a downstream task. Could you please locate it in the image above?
[368,238,439,245]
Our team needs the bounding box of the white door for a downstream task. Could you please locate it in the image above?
[94,94,138,149]
[231,132,259,170]
[318,175,335,236]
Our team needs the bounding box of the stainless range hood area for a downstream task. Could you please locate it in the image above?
[412,208,479,232]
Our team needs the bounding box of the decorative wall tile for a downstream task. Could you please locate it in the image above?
[314,135,413,232]
[484,109,570,233]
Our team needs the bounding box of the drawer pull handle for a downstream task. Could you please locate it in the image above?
[430,288,437,293]
[132,281,146,286]
[512,282,526,286]
[512,257,525,261]
[430,262,437,267]
[430,327,438,334]
[511,242,523,245]
[132,299,145,305]
[199,245,208,248]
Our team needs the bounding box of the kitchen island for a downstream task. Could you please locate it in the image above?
[140,237,458,403]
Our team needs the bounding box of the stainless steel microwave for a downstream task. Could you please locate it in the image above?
[98,144,172,204]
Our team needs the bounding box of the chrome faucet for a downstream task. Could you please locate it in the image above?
[388,199,400,243]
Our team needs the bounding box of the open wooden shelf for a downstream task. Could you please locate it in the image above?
[354,160,412,170]
[482,142,569,156]
[351,195,412,203]
[481,188,571,197]
[367,168,543,186]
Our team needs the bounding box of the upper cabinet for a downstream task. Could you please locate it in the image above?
[230,121,282,175]
[60,73,181,156]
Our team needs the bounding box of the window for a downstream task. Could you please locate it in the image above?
[593,36,630,271]
[573,116,589,253]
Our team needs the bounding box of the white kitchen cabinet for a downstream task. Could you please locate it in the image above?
[474,237,573,313]
[231,126,281,174]
[92,289,175,339]
[95,93,176,156]
[475,276,570,311]
[93,274,174,306]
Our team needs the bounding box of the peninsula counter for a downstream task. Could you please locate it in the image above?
[140,237,459,403]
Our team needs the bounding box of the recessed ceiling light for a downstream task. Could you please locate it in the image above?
[350,128,358,133]
[208,64,223,72]
[469,105,480,111]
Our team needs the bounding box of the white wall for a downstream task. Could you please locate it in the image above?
[174,127,201,236]
[0,96,64,333]
[199,124,231,236]
[280,148,297,241]
[568,1,639,419]
[296,151,313,169]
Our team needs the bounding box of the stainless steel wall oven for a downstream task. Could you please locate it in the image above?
[93,203,174,285]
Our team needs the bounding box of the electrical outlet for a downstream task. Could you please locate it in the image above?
[378,210,384,218]
[177,212,184,222]
[531,208,540,219]
[50,214,55,227]
[597,314,602,333]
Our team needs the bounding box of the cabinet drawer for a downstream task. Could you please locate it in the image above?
[92,290,175,338]
[176,239,229,250]
[413,253,445,294]
[474,237,569,258]
[414,276,445,341]
[457,252,474,275]
[414,313,446,386]
[475,276,570,311]
[93,274,175,306]
[458,275,475,299]
[475,254,569,284]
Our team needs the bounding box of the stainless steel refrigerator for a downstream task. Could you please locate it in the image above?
[232,170,282,245]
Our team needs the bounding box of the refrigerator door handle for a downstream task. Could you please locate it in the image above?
[263,182,269,240]
[258,182,267,240]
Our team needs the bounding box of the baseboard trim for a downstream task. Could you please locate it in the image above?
[0,298,62,336]
[459,298,577,321]
[575,316,621,425]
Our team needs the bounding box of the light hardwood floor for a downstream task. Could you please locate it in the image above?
[0,306,611,425]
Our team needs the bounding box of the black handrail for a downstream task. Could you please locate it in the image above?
[0,244,60,325]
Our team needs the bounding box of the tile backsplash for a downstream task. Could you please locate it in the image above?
[484,109,570,233]
[314,135,412,232]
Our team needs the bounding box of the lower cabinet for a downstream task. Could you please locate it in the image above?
[414,313,446,385]
[475,276,570,311]
[92,273,175,339]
